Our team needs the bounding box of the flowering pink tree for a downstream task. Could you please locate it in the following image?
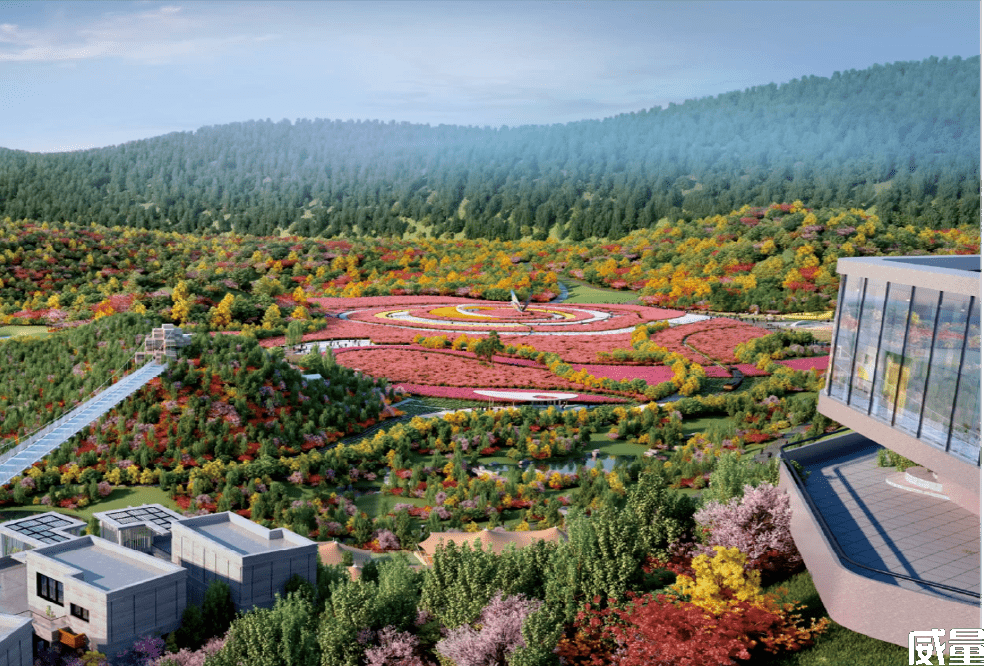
[151,636,227,666]
[435,592,541,666]
[364,626,432,666]
[693,483,802,580]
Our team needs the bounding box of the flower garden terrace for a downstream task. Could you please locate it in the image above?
[259,297,830,405]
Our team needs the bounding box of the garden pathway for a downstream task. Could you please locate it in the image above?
[0,362,166,487]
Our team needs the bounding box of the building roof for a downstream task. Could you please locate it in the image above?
[0,512,87,549]
[0,613,31,642]
[317,540,373,567]
[836,255,980,296]
[94,503,184,536]
[418,527,567,557]
[28,536,184,592]
[174,511,315,557]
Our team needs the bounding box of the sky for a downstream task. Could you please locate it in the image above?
[0,0,979,153]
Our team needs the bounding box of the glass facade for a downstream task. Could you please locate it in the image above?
[826,274,980,466]
[828,275,865,403]
[120,525,153,553]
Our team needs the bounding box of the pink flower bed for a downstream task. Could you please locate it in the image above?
[392,383,625,403]
[569,364,677,384]
[647,319,767,364]
[259,320,421,347]
[598,303,684,321]
[779,356,829,371]
[506,333,636,363]
[684,323,770,364]
[734,363,770,377]
[334,347,589,391]
[335,345,542,368]
[308,295,482,313]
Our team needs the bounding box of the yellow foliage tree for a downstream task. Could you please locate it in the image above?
[262,304,282,329]
[210,293,235,328]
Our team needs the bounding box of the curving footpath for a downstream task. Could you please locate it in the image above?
[0,362,166,487]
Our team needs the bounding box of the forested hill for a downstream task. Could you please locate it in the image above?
[0,56,978,240]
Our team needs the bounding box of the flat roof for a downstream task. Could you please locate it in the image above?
[186,521,299,556]
[32,536,182,592]
[0,613,31,641]
[0,512,86,547]
[836,255,981,298]
[176,512,313,557]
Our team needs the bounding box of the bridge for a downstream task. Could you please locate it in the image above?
[0,361,166,487]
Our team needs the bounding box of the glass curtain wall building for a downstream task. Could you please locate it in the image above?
[780,255,981,648]
[819,255,981,515]
[826,264,981,467]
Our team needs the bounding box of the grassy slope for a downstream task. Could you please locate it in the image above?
[562,281,641,304]
[763,571,940,665]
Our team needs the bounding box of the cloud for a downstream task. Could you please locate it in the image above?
[0,4,279,64]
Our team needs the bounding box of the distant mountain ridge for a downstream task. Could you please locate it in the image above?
[0,55,978,239]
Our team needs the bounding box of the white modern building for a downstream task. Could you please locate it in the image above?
[170,511,318,611]
[25,535,186,657]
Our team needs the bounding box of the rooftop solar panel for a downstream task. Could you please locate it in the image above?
[0,511,85,547]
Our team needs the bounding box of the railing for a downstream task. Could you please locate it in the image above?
[0,353,141,462]
[779,430,980,601]
[0,360,166,485]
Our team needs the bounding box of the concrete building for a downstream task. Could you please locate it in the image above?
[169,512,318,611]
[25,536,186,657]
[133,324,191,365]
[94,504,184,558]
[0,512,87,560]
[0,615,32,666]
[779,255,981,647]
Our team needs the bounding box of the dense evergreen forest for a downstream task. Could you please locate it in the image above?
[0,56,978,240]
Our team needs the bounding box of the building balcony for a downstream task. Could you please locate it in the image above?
[779,432,980,647]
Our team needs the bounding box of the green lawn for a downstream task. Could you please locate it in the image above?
[562,281,640,304]
[762,570,937,665]
[0,485,180,525]
[0,325,50,340]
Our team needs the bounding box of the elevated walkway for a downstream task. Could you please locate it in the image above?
[0,362,165,486]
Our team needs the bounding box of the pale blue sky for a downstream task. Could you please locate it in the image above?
[0,0,979,152]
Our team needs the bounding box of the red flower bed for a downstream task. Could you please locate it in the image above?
[646,319,768,364]
[569,363,676,384]
[685,325,769,364]
[387,382,625,403]
[779,356,828,371]
[333,347,589,391]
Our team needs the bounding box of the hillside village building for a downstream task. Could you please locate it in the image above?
[0,513,87,559]
[779,255,981,647]
[93,504,184,558]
